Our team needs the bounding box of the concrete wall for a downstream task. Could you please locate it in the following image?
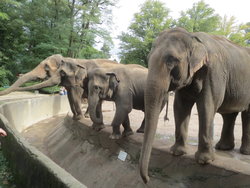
[0,95,69,132]
[0,95,86,188]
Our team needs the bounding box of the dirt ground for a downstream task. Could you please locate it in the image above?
[100,94,250,163]
[101,94,242,147]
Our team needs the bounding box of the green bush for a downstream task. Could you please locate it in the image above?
[0,149,16,187]
[0,67,13,87]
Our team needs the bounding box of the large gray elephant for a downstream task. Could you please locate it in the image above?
[87,66,168,139]
[140,27,250,183]
[0,54,117,120]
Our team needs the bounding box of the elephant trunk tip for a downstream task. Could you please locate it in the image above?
[140,167,150,184]
[139,157,150,184]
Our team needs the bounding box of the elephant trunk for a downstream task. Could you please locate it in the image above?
[88,94,103,125]
[139,72,169,184]
[0,71,39,95]
[0,64,47,96]
[16,75,61,91]
[67,86,84,116]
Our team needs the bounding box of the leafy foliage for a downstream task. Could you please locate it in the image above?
[1,0,249,85]
[119,0,249,66]
[230,23,250,47]
[0,0,116,84]
[119,0,172,66]
[0,66,13,87]
[0,149,16,188]
[175,0,220,32]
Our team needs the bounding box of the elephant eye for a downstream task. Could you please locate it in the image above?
[94,85,102,91]
[165,55,180,64]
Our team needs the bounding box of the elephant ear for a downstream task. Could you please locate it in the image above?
[75,64,87,87]
[189,36,208,77]
[106,72,120,99]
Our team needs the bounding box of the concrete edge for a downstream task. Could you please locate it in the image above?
[0,95,86,188]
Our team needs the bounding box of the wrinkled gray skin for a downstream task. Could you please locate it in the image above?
[0,54,117,120]
[87,66,168,139]
[59,60,88,120]
[140,27,250,183]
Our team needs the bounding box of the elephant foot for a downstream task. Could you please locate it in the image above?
[170,144,187,156]
[92,123,105,131]
[195,150,215,164]
[122,130,134,137]
[73,114,83,121]
[84,113,90,118]
[240,145,250,155]
[109,133,122,140]
[136,127,144,133]
[215,139,235,151]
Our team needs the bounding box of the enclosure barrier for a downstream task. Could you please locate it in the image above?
[0,95,85,188]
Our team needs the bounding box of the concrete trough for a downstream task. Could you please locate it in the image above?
[0,93,250,187]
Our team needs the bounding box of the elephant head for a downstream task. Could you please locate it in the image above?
[87,69,120,124]
[140,28,208,183]
[59,60,87,88]
[0,54,65,95]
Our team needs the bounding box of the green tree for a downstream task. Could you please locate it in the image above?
[119,0,172,66]
[229,23,250,46]
[0,66,13,87]
[0,0,26,80]
[215,15,238,37]
[175,0,220,32]
[0,0,116,85]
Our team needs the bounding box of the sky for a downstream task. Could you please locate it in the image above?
[110,0,249,60]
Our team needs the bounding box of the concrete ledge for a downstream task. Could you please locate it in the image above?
[0,95,85,188]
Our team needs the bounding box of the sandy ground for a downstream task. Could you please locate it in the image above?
[101,94,242,147]
[99,94,250,163]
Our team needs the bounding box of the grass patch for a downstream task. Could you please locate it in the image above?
[0,148,16,188]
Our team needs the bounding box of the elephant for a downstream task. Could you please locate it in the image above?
[139,27,250,183]
[0,54,118,120]
[87,66,168,139]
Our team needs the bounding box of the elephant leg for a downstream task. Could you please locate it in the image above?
[67,91,77,117]
[240,109,250,154]
[92,100,105,131]
[74,87,84,120]
[67,87,83,120]
[84,106,90,118]
[215,112,238,150]
[136,117,145,133]
[122,115,133,137]
[195,95,216,164]
[170,91,195,156]
[109,107,131,140]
